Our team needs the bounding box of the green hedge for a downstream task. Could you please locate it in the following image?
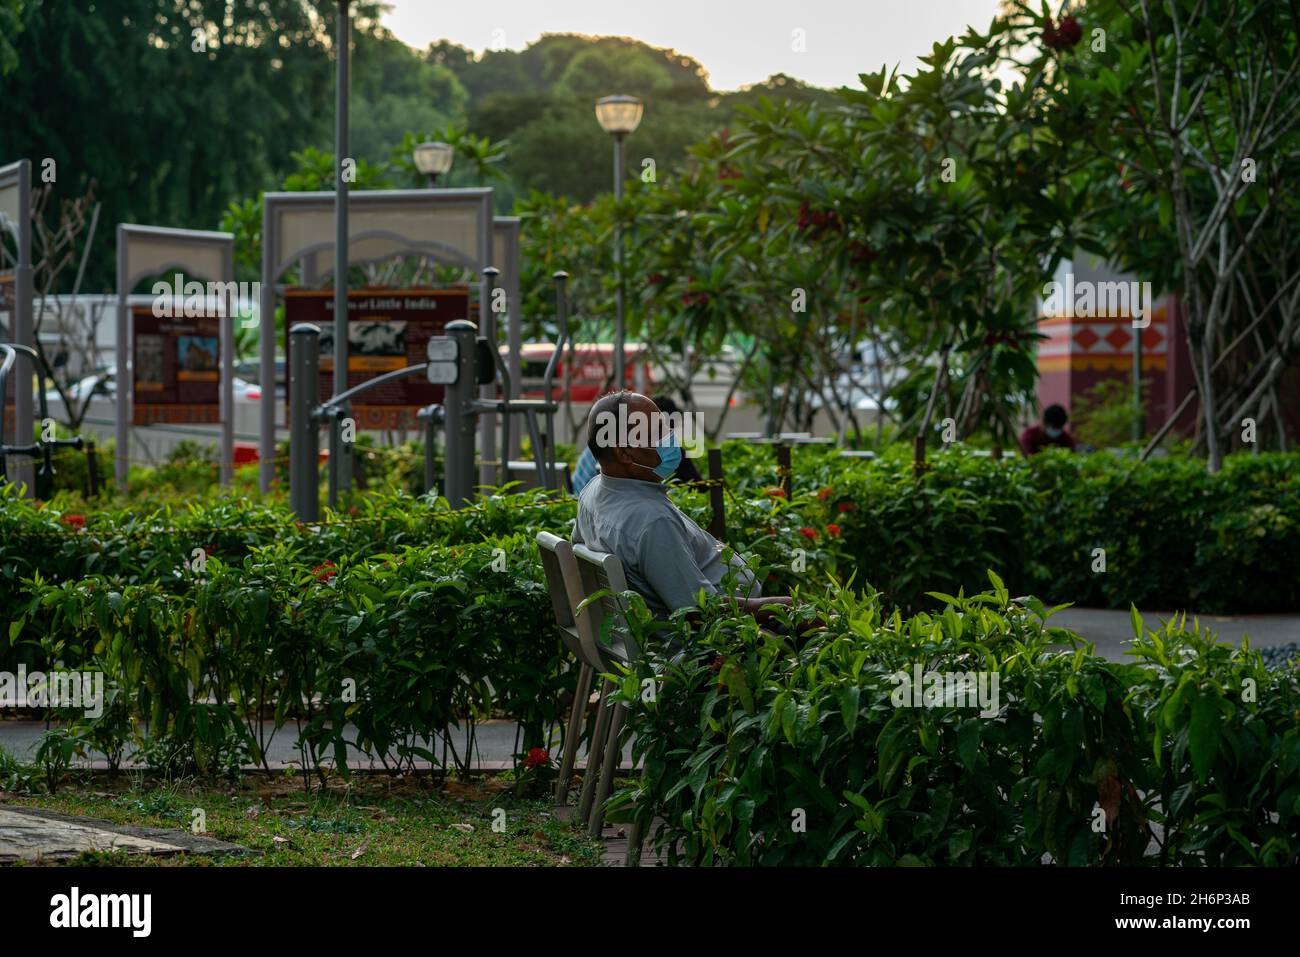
[13,536,568,780]
[693,445,1300,614]
[609,576,1300,866]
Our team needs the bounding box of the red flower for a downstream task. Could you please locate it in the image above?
[647,272,665,285]
[817,486,834,501]
[825,523,841,538]
[523,747,550,769]
[61,514,86,529]
[765,486,786,499]
[1057,15,1082,46]
[1042,15,1081,51]
[313,560,338,582]
[799,527,818,541]
[848,239,877,266]
[837,501,857,513]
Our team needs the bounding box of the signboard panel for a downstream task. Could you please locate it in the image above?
[284,287,469,430]
[131,305,221,425]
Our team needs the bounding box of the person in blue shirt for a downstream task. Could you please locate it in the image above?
[570,393,701,494]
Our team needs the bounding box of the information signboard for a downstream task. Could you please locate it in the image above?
[131,305,221,425]
[283,287,470,430]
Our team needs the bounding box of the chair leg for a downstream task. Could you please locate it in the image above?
[625,815,644,867]
[554,662,593,807]
[587,700,625,837]
[577,677,614,822]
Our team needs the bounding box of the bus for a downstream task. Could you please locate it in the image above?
[505,342,655,402]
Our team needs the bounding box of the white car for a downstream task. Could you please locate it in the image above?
[43,366,261,406]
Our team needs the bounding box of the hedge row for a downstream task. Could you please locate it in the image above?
[609,576,1300,866]
[683,445,1300,614]
[11,535,567,781]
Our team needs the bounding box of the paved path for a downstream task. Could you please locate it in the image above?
[1051,607,1298,661]
[0,717,631,771]
[0,804,246,862]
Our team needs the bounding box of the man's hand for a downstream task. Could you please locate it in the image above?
[740,596,793,628]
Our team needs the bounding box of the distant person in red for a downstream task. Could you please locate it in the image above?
[1020,404,1077,455]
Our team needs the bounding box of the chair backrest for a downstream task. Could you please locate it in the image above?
[571,542,638,666]
[535,531,589,663]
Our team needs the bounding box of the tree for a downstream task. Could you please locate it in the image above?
[1033,0,1300,467]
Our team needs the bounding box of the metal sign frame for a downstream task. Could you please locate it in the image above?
[257,187,521,494]
[0,160,34,494]
[114,224,236,488]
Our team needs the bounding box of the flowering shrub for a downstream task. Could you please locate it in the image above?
[609,575,1300,865]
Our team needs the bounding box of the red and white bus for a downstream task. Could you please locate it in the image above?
[505,342,655,402]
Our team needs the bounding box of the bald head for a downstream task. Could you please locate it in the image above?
[586,391,668,482]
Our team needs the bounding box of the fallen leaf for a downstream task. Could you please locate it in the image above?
[449,823,474,833]
[244,805,260,819]
[350,839,369,860]
[271,835,290,845]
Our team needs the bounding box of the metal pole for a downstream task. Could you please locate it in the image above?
[332,0,353,498]
[443,319,478,507]
[258,203,276,494]
[481,266,510,486]
[550,271,568,485]
[503,221,523,459]
[423,411,437,493]
[114,224,129,489]
[1132,320,1144,443]
[290,323,321,521]
[613,132,625,393]
[219,242,234,485]
[13,160,33,496]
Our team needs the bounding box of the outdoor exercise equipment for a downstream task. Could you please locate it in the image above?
[258,188,523,501]
[0,342,86,497]
[289,270,568,519]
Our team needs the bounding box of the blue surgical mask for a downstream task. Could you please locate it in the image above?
[633,432,682,479]
[1045,426,1063,439]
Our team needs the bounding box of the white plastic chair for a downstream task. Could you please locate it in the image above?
[535,532,596,807]
[570,542,649,863]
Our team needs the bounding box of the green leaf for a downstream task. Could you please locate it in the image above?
[840,686,860,735]
[1188,693,1219,783]
[1129,604,1143,640]
[957,719,982,771]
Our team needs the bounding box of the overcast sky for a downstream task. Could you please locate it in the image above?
[380,0,1008,91]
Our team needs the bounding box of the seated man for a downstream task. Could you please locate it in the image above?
[572,390,793,627]
[571,393,702,495]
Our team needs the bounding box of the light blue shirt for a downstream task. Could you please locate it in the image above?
[571,446,599,495]
[572,472,759,617]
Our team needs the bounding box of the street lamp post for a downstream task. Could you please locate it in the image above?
[332,0,352,504]
[413,141,455,187]
[595,95,643,393]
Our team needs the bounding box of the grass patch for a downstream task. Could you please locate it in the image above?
[1,772,604,867]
